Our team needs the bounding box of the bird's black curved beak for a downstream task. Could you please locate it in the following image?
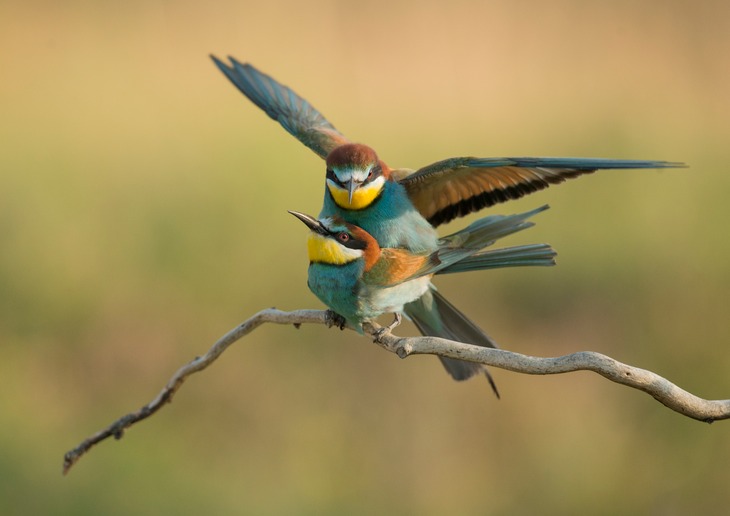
[288,210,328,236]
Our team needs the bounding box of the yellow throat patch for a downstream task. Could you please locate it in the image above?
[327,179,384,210]
[307,233,361,265]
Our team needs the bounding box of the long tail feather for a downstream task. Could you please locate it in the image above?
[403,205,552,283]
[441,204,550,250]
[404,289,500,395]
[438,243,556,275]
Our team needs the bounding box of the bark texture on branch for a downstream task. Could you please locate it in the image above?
[63,308,730,475]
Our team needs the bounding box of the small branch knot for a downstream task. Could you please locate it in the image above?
[394,339,411,359]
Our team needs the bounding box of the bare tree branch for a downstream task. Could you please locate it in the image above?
[367,325,730,423]
[63,308,730,475]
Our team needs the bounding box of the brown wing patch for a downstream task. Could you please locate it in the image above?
[375,249,433,286]
[403,165,591,227]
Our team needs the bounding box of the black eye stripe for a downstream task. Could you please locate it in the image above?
[363,164,382,185]
[326,168,349,187]
[326,168,341,185]
[327,229,366,250]
[327,166,383,187]
[342,237,367,250]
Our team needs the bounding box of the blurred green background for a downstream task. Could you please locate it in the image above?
[2,1,729,514]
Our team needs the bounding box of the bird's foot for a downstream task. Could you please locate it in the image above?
[325,310,347,330]
[373,313,402,343]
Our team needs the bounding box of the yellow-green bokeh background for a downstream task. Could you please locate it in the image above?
[2,1,729,513]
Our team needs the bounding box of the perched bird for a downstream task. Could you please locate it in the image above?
[289,206,555,378]
[212,56,683,383]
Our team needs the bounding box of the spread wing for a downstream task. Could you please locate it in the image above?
[400,157,685,227]
[211,55,350,159]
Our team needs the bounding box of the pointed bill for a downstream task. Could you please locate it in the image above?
[347,178,357,205]
[288,210,328,235]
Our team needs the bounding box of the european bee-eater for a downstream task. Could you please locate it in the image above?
[212,56,683,383]
[289,206,555,386]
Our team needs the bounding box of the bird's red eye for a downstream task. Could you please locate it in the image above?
[338,233,350,242]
